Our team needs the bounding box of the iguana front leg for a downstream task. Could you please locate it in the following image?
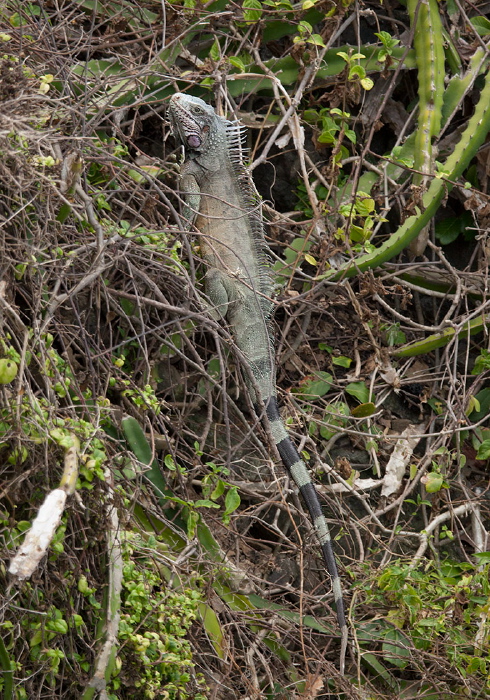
[180,171,201,227]
[204,269,231,321]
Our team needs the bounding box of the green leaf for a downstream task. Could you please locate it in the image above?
[381,627,411,669]
[473,552,490,565]
[435,212,472,245]
[296,371,333,398]
[0,635,13,700]
[224,486,240,515]
[194,499,221,509]
[374,31,400,50]
[317,130,335,144]
[361,76,374,90]
[304,253,317,266]
[297,20,312,33]
[345,381,371,403]
[209,37,220,61]
[351,402,376,417]
[469,388,490,423]
[345,128,357,143]
[348,65,366,80]
[243,0,263,23]
[423,472,444,493]
[319,401,350,440]
[229,56,246,72]
[303,109,321,123]
[465,395,480,416]
[121,415,170,503]
[476,440,490,460]
[186,509,199,539]
[355,194,375,216]
[332,355,352,368]
[198,603,226,660]
[426,398,445,415]
[46,618,68,634]
[210,479,225,500]
[308,33,325,47]
[30,630,43,648]
[213,579,255,612]
[121,416,152,464]
[470,15,490,36]
[164,454,176,471]
[383,323,407,346]
[472,349,490,375]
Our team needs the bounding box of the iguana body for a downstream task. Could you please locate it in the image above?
[169,92,347,672]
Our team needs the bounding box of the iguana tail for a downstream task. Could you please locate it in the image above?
[262,394,348,673]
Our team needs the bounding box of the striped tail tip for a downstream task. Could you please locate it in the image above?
[260,395,348,673]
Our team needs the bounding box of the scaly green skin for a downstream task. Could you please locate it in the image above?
[169,93,348,673]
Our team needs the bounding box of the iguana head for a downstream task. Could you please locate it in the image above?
[169,93,224,154]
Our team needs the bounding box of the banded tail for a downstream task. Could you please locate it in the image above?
[263,395,348,673]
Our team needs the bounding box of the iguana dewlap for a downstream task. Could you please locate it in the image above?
[169,92,347,672]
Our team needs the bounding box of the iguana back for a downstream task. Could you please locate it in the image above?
[169,92,348,672]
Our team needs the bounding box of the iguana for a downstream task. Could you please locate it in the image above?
[169,92,348,672]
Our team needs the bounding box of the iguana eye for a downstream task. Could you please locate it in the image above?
[192,106,204,115]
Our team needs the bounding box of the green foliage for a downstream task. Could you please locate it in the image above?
[345,381,372,404]
[201,461,241,525]
[351,402,376,418]
[242,0,263,24]
[121,383,161,414]
[369,559,490,683]
[472,349,490,375]
[273,233,313,284]
[338,191,385,244]
[318,343,352,368]
[292,371,332,399]
[0,357,107,490]
[303,106,356,162]
[293,20,325,47]
[111,535,208,699]
[336,51,374,90]
[374,30,400,62]
[122,415,240,535]
[117,220,182,261]
[381,322,407,347]
[476,439,490,460]
[470,15,490,36]
[422,470,446,493]
[317,401,350,441]
[332,354,352,368]
[435,211,474,244]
